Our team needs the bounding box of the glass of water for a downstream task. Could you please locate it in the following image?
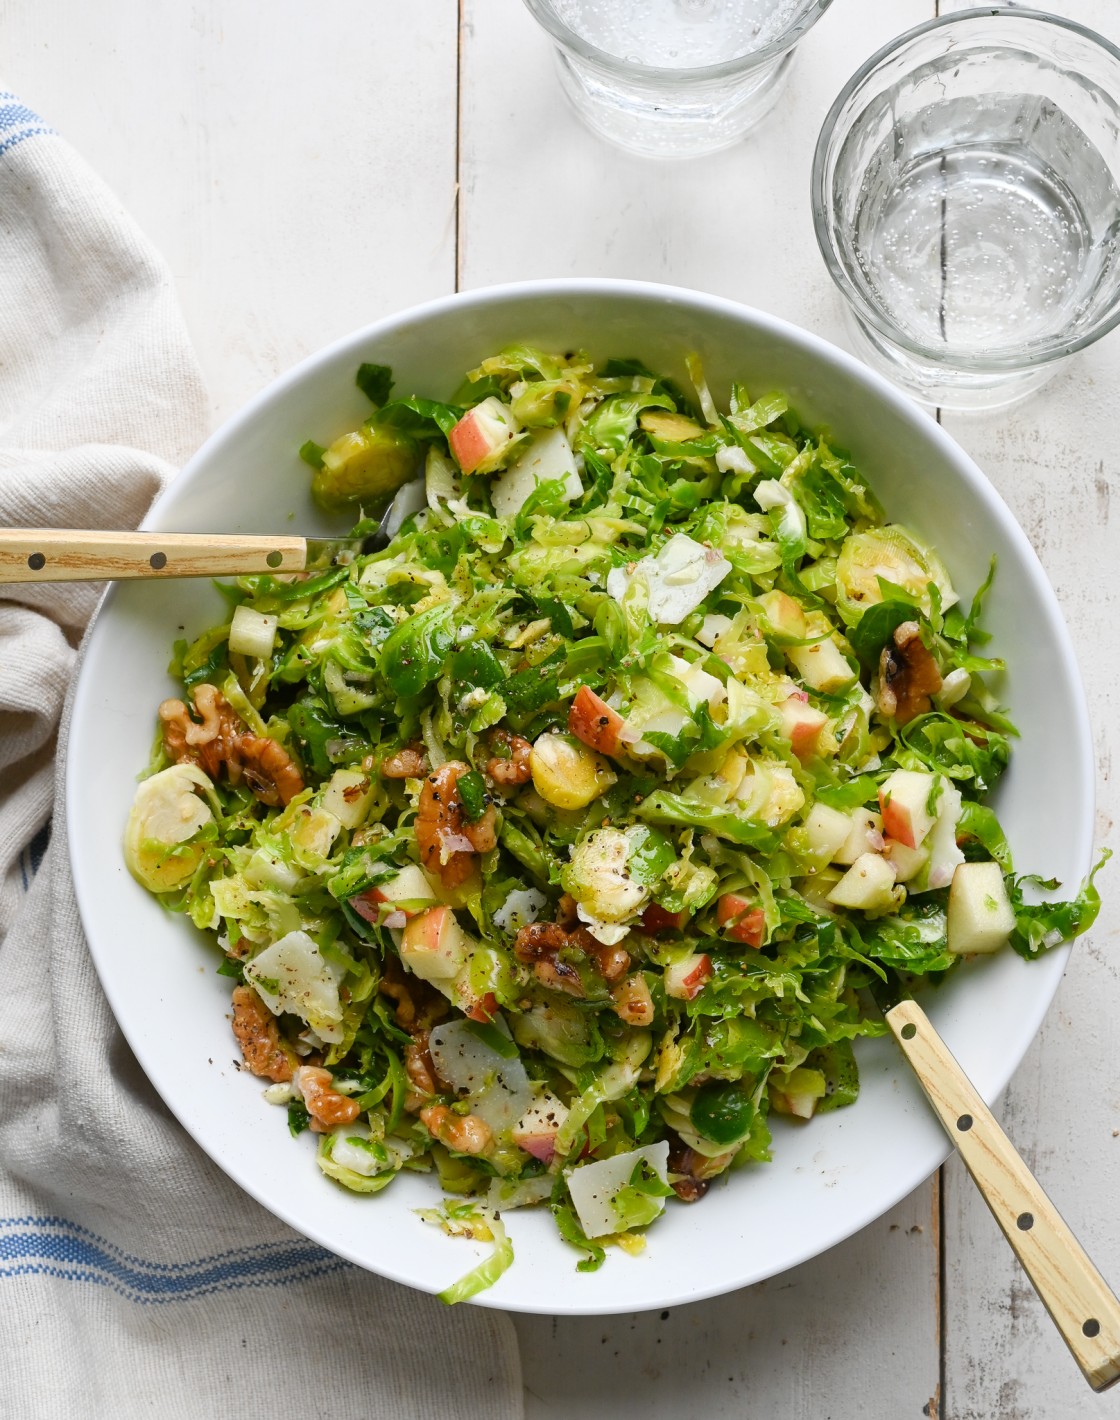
[522,0,834,158]
[812,8,1120,410]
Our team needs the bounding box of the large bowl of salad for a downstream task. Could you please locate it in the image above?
[68,279,1099,1313]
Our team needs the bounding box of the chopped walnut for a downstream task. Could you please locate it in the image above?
[877,620,943,724]
[230,985,292,1082]
[379,743,429,779]
[419,1104,492,1155]
[295,1065,360,1133]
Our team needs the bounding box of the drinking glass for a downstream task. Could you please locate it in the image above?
[522,0,834,159]
[812,8,1120,410]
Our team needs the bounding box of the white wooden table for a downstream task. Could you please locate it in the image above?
[5,0,1119,1413]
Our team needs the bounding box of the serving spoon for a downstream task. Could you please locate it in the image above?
[0,482,429,584]
[887,998,1120,1391]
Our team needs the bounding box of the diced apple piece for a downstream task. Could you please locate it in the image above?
[917,779,965,892]
[883,838,929,883]
[349,863,436,925]
[947,862,1015,955]
[228,604,278,660]
[568,685,626,756]
[801,804,854,863]
[879,769,937,850]
[833,807,884,865]
[770,1068,827,1120]
[797,867,845,914]
[827,853,904,913]
[451,961,499,1023]
[696,613,733,648]
[759,589,807,640]
[716,893,765,948]
[777,694,829,759]
[490,426,582,518]
[671,655,726,711]
[664,952,713,1000]
[399,905,474,983]
[567,1141,671,1239]
[320,768,375,830]
[448,396,520,475]
[641,904,688,933]
[461,989,500,1024]
[512,1094,570,1165]
[787,638,858,694]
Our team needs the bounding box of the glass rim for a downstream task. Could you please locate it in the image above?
[522,0,834,83]
[810,5,1120,373]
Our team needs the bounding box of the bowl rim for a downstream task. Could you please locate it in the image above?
[67,277,1096,1312]
[810,5,1120,373]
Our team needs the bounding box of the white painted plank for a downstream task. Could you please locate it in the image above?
[514,1186,940,1420]
[459,0,932,345]
[461,1,943,1415]
[0,0,460,425]
[936,2,1120,1415]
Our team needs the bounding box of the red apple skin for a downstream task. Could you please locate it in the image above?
[463,991,499,1024]
[665,954,713,1000]
[717,893,766,948]
[351,877,429,925]
[349,892,380,925]
[879,795,917,849]
[512,1130,559,1166]
[778,695,829,760]
[401,904,449,953]
[641,904,688,933]
[568,685,625,755]
[448,408,495,474]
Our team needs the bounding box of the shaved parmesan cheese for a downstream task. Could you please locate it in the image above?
[428,1018,533,1132]
[492,887,548,934]
[608,534,731,625]
[244,930,346,1043]
[491,427,583,519]
[567,1142,671,1239]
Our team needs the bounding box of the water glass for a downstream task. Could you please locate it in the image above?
[522,0,833,159]
[812,8,1120,410]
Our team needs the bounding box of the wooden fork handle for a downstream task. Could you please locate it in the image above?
[0,529,309,582]
[887,998,1120,1392]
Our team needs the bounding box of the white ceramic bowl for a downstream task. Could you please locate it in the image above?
[68,280,1093,1314]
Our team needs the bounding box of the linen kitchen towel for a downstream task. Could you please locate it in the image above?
[0,92,523,1419]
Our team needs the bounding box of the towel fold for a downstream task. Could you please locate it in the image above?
[0,93,522,1419]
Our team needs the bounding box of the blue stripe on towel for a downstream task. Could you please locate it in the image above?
[0,96,54,156]
[0,1215,350,1303]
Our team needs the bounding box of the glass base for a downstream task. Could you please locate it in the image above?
[554,49,795,159]
[842,308,1066,412]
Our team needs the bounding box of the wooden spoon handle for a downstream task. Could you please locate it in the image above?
[0,529,309,582]
[887,998,1120,1391]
